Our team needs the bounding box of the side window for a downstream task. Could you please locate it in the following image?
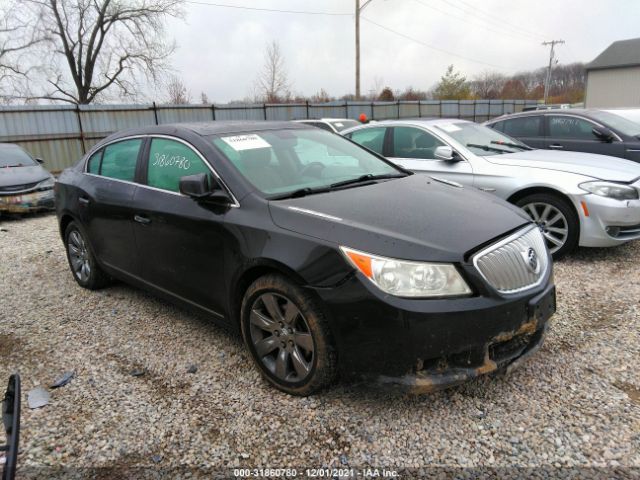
[87,150,102,174]
[348,127,386,155]
[147,138,211,193]
[100,139,141,181]
[490,121,505,132]
[548,116,596,140]
[314,122,334,132]
[392,127,445,160]
[503,116,542,137]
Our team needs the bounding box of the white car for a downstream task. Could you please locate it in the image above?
[343,119,640,258]
[294,118,361,134]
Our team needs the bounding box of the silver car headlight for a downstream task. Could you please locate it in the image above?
[36,177,55,190]
[579,180,638,200]
[340,246,472,298]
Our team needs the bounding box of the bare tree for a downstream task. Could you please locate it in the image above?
[21,0,182,104]
[200,91,209,104]
[470,71,506,99]
[255,40,290,103]
[0,1,46,102]
[164,75,190,104]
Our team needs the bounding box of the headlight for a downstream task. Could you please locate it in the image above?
[579,180,638,200]
[36,177,55,190]
[340,246,472,298]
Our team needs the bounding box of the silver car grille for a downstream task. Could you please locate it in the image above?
[473,225,549,294]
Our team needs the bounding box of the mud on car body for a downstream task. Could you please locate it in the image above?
[0,144,55,214]
[54,121,555,395]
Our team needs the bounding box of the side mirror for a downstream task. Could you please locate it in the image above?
[592,127,614,142]
[2,374,20,480]
[35,158,44,164]
[179,173,231,205]
[434,145,457,161]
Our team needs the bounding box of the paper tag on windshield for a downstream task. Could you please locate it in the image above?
[439,124,462,132]
[221,134,271,151]
[334,122,344,128]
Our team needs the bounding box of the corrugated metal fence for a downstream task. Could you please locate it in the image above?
[0,99,538,172]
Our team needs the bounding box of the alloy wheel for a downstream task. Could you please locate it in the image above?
[249,293,315,383]
[522,202,569,254]
[67,230,91,283]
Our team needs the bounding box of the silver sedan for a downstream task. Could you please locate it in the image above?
[343,119,640,258]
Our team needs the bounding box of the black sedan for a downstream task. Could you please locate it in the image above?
[55,121,555,395]
[0,143,56,214]
[486,108,640,162]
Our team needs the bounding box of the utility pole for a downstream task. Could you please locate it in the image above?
[542,40,564,104]
[355,0,374,100]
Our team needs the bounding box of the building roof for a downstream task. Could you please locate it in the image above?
[587,37,640,71]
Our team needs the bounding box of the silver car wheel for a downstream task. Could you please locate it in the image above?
[522,202,569,254]
[67,230,91,283]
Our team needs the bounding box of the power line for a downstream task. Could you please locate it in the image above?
[361,16,507,70]
[412,0,540,43]
[186,1,352,16]
[454,0,550,40]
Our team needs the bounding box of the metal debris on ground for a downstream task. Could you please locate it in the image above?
[27,387,50,409]
[50,371,75,388]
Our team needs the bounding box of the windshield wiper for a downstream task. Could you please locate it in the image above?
[466,143,514,154]
[270,186,332,200]
[329,173,406,189]
[490,140,532,151]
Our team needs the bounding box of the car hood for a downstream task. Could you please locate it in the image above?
[0,165,51,188]
[269,175,531,262]
[484,149,640,182]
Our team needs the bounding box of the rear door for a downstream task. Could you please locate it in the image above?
[345,126,388,156]
[545,115,626,157]
[499,115,545,149]
[387,126,474,185]
[132,136,229,317]
[81,138,143,276]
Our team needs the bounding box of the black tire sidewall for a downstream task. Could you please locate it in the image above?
[515,193,579,259]
[240,274,336,395]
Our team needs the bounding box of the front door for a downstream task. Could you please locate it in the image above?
[545,115,626,158]
[387,126,474,186]
[132,137,229,317]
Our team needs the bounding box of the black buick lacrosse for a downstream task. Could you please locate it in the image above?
[55,121,555,395]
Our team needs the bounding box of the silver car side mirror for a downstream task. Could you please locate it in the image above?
[434,145,456,161]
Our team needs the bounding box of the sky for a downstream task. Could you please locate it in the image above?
[162,0,640,102]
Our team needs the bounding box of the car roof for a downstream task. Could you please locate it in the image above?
[351,118,474,128]
[295,118,356,122]
[486,108,613,123]
[108,120,311,139]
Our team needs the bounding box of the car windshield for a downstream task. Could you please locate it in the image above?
[210,128,403,197]
[0,146,37,167]
[329,120,360,132]
[435,122,529,156]
[590,110,640,137]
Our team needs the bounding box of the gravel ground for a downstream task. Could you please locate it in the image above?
[1,213,639,478]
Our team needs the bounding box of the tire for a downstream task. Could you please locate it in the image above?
[515,193,579,260]
[240,274,337,396]
[64,221,111,290]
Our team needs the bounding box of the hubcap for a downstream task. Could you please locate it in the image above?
[68,230,91,282]
[249,293,314,383]
[522,202,569,254]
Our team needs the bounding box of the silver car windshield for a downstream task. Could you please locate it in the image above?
[0,146,37,168]
[436,122,529,156]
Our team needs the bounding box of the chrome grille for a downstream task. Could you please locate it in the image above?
[473,225,549,294]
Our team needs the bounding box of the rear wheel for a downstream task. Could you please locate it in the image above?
[64,221,111,289]
[241,274,337,395]
[515,193,579,259]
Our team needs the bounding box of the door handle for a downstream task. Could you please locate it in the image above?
[78,196,90,206]
[549,144,564,149]
[134,214,151,225]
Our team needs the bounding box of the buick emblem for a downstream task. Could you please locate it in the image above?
[521,247,540,274]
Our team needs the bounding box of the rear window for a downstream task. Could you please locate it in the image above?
[99,139,142,181]
[347,127,386,155]
[502,116,542,137]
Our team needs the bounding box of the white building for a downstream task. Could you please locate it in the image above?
[585,37,640,108]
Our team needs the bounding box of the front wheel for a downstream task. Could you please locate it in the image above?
[515,193,579,260]
[240,274,337,396]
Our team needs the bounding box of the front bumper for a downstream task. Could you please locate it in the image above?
[577,194,640,247]
[0,189,55,213]
[313,270,555,392]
